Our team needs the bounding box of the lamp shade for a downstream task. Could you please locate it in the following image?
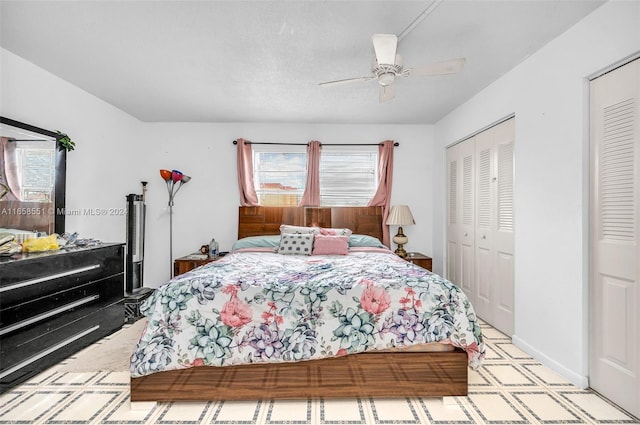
[159,169,172,181]
[171,169,184,182]
[386,205,415,226]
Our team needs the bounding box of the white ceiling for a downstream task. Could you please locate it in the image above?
[0,0,606,124]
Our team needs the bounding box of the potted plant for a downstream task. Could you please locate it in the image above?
[56,131,76,151]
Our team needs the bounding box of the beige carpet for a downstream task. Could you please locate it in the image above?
[58,319,147,373]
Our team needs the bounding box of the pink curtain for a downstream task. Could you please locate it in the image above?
[236,138,259,206]
[0,137,21,201]
[367,140,395,247]
[298,140,321,206]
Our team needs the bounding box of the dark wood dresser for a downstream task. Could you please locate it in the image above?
[0,243,124,392]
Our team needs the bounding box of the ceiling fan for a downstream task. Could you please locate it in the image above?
[319,34,465,103]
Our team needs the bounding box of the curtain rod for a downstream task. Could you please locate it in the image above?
[232,140,399,147]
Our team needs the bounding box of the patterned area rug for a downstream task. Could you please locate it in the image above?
[58,319,147,373]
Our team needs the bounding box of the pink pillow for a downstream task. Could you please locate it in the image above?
[312,234,349,255]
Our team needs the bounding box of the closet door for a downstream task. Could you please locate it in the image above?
[590,58,639,418]
[446,139,475,302]
[474,130,494,321]
[446,144,461,284]
[474,118,515,335]
[492,118,515,335]
[446,119,514,335]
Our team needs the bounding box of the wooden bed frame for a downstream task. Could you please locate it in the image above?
[130,206,468,403]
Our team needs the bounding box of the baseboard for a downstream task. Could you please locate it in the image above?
[511,335,589,389]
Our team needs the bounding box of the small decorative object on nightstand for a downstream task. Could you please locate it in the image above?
[386,205,415,258]
[174,253,218,276]
[405,252,432,271]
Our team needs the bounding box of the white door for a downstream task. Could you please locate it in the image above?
[446,118,514,335]
[474,118,515,335]
[493,119,515,335]
[446,143,461,285]
[590,58,640,418]
[446,139,476,302]
[474,130,494,321]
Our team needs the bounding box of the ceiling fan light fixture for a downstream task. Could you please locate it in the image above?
[378,72,395,86]
[318,32,465,102]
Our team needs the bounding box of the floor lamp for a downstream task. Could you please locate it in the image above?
[160,169,191,278]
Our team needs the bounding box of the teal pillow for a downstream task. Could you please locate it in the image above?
[348,234,386,248]
[232,235,281,251]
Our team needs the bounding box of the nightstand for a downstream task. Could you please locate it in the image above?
[404,252,432,271]
[174,253,218,276]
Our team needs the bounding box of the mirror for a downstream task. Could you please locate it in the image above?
[0,117,66,237]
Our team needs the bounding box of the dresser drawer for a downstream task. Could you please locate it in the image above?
[0,244,123,290]
[0,273,122,333]
[0,297,123,366]
[0,300,123,391]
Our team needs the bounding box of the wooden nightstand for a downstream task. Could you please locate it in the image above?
[174,254,218,276]
[404,252,432,271]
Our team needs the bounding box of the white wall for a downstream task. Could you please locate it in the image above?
[1,47,434,288]
[433,0,640,387]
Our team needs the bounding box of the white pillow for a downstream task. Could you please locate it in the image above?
[278,233,314,255]
[279,224,320,235]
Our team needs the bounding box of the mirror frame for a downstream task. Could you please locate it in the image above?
[0,116,67,235]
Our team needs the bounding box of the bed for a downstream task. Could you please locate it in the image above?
[129,206,484,402]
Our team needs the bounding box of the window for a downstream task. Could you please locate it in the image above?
[253,146,307,206]
[319,147,378,206]
[252,145,378,207]
[18,143,55,202]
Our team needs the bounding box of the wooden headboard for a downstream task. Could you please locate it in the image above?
[238,206,384,243]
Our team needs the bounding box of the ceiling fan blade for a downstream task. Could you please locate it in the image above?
[318,76,376,87]
[379,83,395,103]
[407,58,466,77]
[372,34,398,65]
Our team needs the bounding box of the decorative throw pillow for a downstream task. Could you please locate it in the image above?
[278,233,314,255]
[279,224,320,235]
[312,234,349,255]
[320,227,353,237]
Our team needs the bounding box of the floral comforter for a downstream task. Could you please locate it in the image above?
[130,248,485,377]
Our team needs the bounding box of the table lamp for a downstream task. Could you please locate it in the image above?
[385,205,415,258]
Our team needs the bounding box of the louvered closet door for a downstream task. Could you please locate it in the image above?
[446,143,461,284]
[474,118,515,335]
[446,119,514,334]
[492,118,515,335]
[474,130,494,322]
[446,139,476,300]
[590,58,640,418]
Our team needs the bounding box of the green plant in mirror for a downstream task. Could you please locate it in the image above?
[56,130,76,151]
